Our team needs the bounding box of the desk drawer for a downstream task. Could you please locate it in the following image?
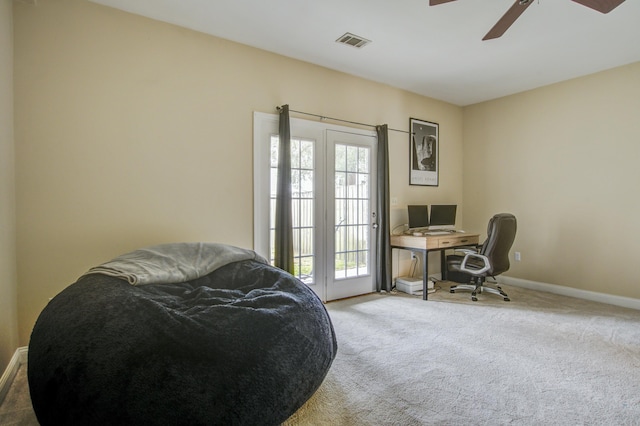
[437,235,478,248]
[390,235,438,250]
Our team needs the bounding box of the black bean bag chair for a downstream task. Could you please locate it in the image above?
[28,243,337,425]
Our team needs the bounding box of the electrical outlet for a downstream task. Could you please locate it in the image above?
[514,252,521,261]
[411,251,417,260]
[390,197,398,206]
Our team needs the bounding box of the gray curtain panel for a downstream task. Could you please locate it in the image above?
[376,125,392,292]
[275,105,295,273]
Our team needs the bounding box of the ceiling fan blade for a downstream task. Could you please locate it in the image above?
[570,0,625,13]
[429,0,457,5]
[483,0,535,41]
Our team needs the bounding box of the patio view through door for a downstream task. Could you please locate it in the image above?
[254,113,377,302]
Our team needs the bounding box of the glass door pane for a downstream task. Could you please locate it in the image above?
[269,136,315,284]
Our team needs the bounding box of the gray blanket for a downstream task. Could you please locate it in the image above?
[82,242,267,285]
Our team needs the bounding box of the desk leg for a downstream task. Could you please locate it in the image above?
[440,250,447,281]
[422,251,429,300]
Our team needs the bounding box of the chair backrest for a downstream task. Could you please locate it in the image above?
[479,213,517,277]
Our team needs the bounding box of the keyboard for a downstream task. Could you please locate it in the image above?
[425,231,451,236]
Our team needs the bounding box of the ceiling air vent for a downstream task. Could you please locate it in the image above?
[336,33,371,49]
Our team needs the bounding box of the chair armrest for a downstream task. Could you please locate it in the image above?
[453,248,478,256]
[459,253,491,275]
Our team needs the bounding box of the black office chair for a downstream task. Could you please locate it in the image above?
[447,213,517,301]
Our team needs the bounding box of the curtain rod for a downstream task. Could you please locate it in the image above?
[276,106,412,135]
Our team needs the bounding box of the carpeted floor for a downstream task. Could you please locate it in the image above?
[3,283,640,425]
[285,283,640,425]
[0,365,38,425]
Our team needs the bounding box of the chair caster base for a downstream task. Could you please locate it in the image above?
[449,283,510,302]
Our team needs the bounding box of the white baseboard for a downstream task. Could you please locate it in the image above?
[0,346,28,405]
[499,276,640,311]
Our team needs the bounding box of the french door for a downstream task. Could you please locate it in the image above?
[254,113,377,302]
[325,130,377,300]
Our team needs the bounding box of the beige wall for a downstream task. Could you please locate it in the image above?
[13,0,463,345]
[12,0,637,354]
[463,62,640,299]
[0,0,18,372]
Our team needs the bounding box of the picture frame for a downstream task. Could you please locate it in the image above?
[409,118,439,186]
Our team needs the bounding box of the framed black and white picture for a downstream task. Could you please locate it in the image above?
[409,118,439,186]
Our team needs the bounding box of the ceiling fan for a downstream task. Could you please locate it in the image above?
[429,0,626,40]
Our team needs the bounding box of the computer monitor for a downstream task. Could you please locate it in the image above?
[429,205,457,230]
[407,205,429,231]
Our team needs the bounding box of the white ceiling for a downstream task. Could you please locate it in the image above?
[88,0,640,106]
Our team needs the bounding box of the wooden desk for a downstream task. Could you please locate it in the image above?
[390,232,479,300]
